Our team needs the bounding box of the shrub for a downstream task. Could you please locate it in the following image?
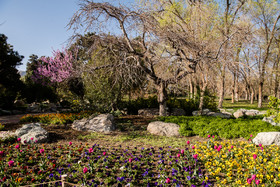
[266,96,280,123]
[159,116,280,139]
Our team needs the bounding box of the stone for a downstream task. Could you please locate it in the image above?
[192,109,211,116]
[147,121,180,137]
[27,103,41,113]
[138,108,160,116]
[15,123,48,144]
[233,110,245,118]
[208,112,232,119]
[252,132,280,146]
[245,109,259,116]
[262,116,280,126]
[259,111,267,115]
[170,108,186,116]
[72,114,115,133]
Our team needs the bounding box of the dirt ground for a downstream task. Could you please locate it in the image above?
[0,114,215,148]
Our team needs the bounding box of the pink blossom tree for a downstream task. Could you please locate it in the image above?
[33,48,78,84]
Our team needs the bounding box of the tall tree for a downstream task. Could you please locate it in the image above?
[247,0,280,108]
[0,34,24,108]
[68,0,226,115]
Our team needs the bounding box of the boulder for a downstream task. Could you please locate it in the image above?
[72,114,115,133]
[262,116,280,126]
[192,109,210,116]
[15,123,48,144]
[138,108,160,116]
[170,108,186,116]
[233,109,245,118]
[147,121,180,137]
[252,132,280,145]
[245,109,259,116]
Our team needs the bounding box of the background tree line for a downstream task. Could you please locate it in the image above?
[1,0,280,116]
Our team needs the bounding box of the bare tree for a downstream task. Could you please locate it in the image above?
[68,0,226,115]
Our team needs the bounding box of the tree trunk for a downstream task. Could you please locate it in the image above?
[251,88,254,104]
[157,82,168,116]
[245,87,248,101]
[258,81,263,108]
[218,64,226,108]
[189,77,194,99]
[198,84,207,114]
[231,72,235,103]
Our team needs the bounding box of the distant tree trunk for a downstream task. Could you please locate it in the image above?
[157,82,168,116]
[231,73,235,103]
[218,63,226,108]
[189,77,194,99]
[274,56,280,97]
[245,87,248,100]
[258,79,263,108]
[198,84,207,114]
[251,87,255,104]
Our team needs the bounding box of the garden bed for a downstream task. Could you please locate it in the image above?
[1,114,280,186]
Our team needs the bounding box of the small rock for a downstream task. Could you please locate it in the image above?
[252,132,280,145]
[147,121,180,137]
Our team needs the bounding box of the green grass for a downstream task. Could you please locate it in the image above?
[219,99,269,111]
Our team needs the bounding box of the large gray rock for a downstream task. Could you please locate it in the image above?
[72,114,115,133]
[252,132,280,145]
[147,121,180,137]
[15,123,48,144]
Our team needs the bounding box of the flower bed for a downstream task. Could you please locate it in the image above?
[0,139,209,186]
[19,111,95,125]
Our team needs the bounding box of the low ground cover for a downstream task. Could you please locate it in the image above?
[159,116,280,139]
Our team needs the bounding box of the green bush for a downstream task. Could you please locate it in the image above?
[266,96,280,123]
[158,116,280,139]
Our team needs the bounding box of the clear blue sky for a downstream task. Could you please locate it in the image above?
[0,0,135,71]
